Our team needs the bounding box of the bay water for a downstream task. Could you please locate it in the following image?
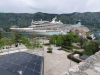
[2,32,100,40]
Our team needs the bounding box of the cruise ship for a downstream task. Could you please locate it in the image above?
[10,17,89,36]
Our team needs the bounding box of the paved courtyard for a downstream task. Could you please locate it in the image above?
[44,46,78,75]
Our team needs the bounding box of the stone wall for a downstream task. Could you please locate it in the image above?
[68,51,100,75]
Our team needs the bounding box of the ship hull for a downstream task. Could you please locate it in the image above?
[10,28,66,36]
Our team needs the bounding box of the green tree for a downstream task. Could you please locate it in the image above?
[63,31,75,46]
[20,36,30,45]
[77,35,88,48]
[56,34,64,46]
[0,32,3,39]
[73,33,79,43]
[1,37,9,46]
[49,35,58,44]
[0,40,3,49]
[8,34,16,47]
[86,36,92,40]
[82,40,100,54]
[14,32,22,43]
[82,41,90,50]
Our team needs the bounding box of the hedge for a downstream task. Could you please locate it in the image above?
[74,51,83,56]
[67,54,81,63]
[62,45,71,50]
[44,43,50,45]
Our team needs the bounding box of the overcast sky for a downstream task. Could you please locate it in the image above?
[0,0,100,14]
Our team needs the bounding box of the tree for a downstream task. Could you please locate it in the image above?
[73,33,79,43]
[86,36,92,40]
[8,34,16,47]
[63,31,75,46]
[1,37,9,46]
[0,32,3,39]
[82,41,90,50]
[0,40,3,49]
[56,34,64,46]
[20,36,30,45]
[14,32,22,44]
[82,40,100,54]
[49,35,58,44]
[77,35,88,48]
[29,32,37,39]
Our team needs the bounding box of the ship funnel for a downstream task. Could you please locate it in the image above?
[76,20,81,25]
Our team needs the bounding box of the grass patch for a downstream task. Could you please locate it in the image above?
[62,45,80,50]
[74,51,83,56]
[68,45,80,49]
[43,43,50,46]
[81,50,93,56]
[58,48,70,53]
[27,46,35,49]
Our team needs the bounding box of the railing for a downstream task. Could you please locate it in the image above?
[0,46,27,55]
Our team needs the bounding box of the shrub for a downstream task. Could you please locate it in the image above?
[47,47,52,53]
[15,44,18,47]
[74,51,83,56]
[44,43,50,45]
[47,47,52,51]
[39,46,42,48]
[86,36,92,40]
[62,45,71,50]
[47,51,52,53]
[82,50,93,56]
[58,48,70,53]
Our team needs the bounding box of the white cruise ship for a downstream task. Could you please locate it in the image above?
[10,17,89,36]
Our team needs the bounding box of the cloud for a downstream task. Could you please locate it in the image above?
[0,0,100,14]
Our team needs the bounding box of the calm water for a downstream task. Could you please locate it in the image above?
[93,32,100,40]
[2,32,100,40]
[2,32,29,38]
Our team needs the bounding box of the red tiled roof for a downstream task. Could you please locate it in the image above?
[0,28,3,31]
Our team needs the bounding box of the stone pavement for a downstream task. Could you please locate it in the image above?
[25,48,44,56]
[72,43,84,52]
[44,46,78,75]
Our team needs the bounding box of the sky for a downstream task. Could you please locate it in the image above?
[0,0,100,14]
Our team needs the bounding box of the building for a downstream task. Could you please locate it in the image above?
[0,28,3,31]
